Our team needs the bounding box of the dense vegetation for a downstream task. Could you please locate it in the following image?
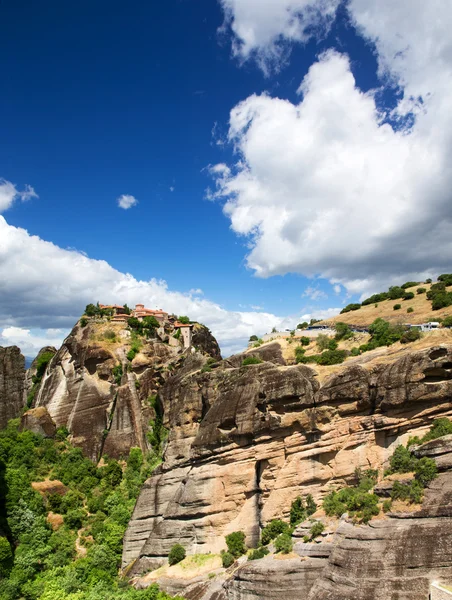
[0,420,178,600]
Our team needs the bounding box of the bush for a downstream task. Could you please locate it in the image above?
[393,304,401,310]
[249,335,258,342]
[290,497,305,526]
[261,520,290,545]
[249,546,269,560]
[391,480,423,504]
[80,317,88,327]
[103,329,116,340]
[297,322,308,329]
[112,364,122,385]
[422,418,452,442]
[400,328,421,344]
[335,322,353,341]
[274,533,293,554]
[340,303,361,314]
[126,349,137,362]
[308,521,324,540]
[306,494,317,516]
[350,347,361,356]
[403,292,415,300]
[362,292,389,305]
[388,286,405,300]
[324,483,380,523]
[401,281,419,289]
[315,349,347,365]
[414,457,437,486]
[178,316,190,324]
[389,445,416,473]
[300,336,310,346]
[442,316,452,328]
[225,531,246,558]
[417,287,426,294]
[382,499,392,513]
[221,551,235,568]
[315,334,330,351]
[168,543,186,565]
[242,356,263,366]
[64,508,86,530]
[407,307,414,313]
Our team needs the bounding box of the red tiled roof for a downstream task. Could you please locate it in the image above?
[174,322,193,328]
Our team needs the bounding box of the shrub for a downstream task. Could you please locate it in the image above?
[316,334,331,351]
[261,519,290,545]
[221,551,235,568]
[335,322,353,341]
[407,307,414,313]
[324,481,380,523]
[391,480,423,504]
[350,347,361,356]
[315,349,347,365]
[438,273,452,285]
[393,304,401,310]
[400,328,421,344]
[0,538,13,577]
[126,349,137,362]
[403,292,415,301]
[290,497,306,526]
[112,364,122,385]
[308,521,324,540]
[328,338,338,351]
[300,336,310,346]
[442,316,452,328]
[341,303,361,314]
[80,317,88,327]
[362,292,389,305]
[417,287,426,294]
[103,329,116,340]
[422,418,452,442]
[297,322,308,329]
[249,546,269,560]
[274,533,293,554]
[388,286,405,300]
[178,316,190,324]
[389,445,416,473]
[306,494,317,516]
[64,508,86,530]
[168,543,186,565]
[401,281,419,289]
[426,278,432,283]
[55,425,69,441]
[382,499,392,513]
[414,457,438,486]
[225,531,246,558]
[242,356,263,366]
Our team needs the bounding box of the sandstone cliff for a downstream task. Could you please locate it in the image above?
[32,318,220,461]
[0,346,26,429]
[123,340,452,597]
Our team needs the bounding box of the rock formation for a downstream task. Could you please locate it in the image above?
[0,346,26,429]
[34,318,220,461]
[123,342,452,591]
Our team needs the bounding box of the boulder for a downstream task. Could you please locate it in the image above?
[20,407,56,437]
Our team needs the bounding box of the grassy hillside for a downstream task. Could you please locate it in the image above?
[320,282,452,327]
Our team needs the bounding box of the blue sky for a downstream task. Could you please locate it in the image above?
[1,0,451,356]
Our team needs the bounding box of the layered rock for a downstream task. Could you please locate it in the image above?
[34,319,218,461]
[0,346,26,428]
[123,344,452,575]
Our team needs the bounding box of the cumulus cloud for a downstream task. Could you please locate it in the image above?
[0,179,38,213]
[117,194,138,210]
[219,0,340,72]
[0,216,305,357]
[210,0,452,299]
[0,327,64,358]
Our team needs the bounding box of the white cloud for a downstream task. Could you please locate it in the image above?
[219,0,340,73]
[210,18,452,299]
[0,179,38,213]
[302,285,327,301]
[333,284,341,295]
[0,216,296,357]
[117,194,138,210]
[0,327,64,358]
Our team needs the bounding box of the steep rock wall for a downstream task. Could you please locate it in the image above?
[123,344,452,572]
[0,346,26,428]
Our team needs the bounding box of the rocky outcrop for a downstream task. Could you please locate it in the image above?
[25,346,57,399]
[20,406,56,437]
[123,344,452,578]
[34,319,218,461]
[0,346,26,428]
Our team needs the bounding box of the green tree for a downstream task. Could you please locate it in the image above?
[289,497,306,526]
[274,533,293,554]
[261,520,290,545]
[335,322,353,341]
[225,531,246,558]
[178,316,190,324]
[168,544,186,566]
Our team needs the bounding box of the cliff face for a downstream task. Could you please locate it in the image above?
[123,342,452,581]
[33,319,219,461]
[0,346,26,428]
